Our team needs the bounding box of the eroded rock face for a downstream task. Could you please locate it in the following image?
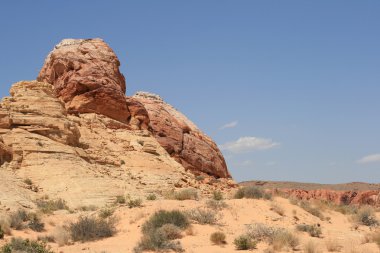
[37,39,130,123]
[280,189,380,206]
[0,81,80,146]
[133,92,230,178]
[0,137,12,165]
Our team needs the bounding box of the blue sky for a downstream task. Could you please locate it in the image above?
[0,1,379,183]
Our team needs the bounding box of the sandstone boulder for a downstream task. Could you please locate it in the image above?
[133,92,230,178]
[37,39,130,123]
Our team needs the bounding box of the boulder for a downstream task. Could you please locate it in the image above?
[37,38,130,123]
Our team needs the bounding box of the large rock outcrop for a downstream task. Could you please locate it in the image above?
[36,38,231,179]
[37,39,130,123]
[133,92,230,178]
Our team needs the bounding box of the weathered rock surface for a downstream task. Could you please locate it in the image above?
[37,39,130,123]
[280,189,380,206]
[134,92,230,178]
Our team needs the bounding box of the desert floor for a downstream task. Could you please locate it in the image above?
[1,196,380,253]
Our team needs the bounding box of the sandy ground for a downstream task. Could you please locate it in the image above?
[1,197,380,253]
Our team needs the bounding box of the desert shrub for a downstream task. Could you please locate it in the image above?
[173,188,198,201]
[9,209,28,230]
[234,186,272,200]
[246,223,276,241]
[333,204,358,215]
[354,206,379,227]
[325,239,342,252]
[206,199,227,211]
[210,231,226,245]
[28,213,44,232]
[142,210,189,234]
[37,235,55,243]
[296,224,322,237]
[99,208,114,219]
[53,226,70,246]
[270,202,285,216]
[304,240,321,253]
[270,230,299,250]
[36,198,68,214]
[156,224,182,240]
[0,237,53,253]
[146,194,157,201]
[78,205,97,211]
[24,178,33,186]
[0,219,11,236]
[299,201,324,220]
[0,227,4,240]
[234,235,257,250]
[135,210,189,253]
[186,208,218,225]
[115,195,126,204]
[69,216,117,242]
[127,198,143,208]
[212,191,224,201]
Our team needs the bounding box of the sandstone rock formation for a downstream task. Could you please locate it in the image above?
[36,38,230,179]
[37,39,130,123]
[133,92,230,178]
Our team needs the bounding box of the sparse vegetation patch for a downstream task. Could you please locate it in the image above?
[0,237,54,253]
[234,186,272,200]
[69,216,117,242]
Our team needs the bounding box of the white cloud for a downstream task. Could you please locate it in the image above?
[220,136,280,153]
[219,121,238,130]
[357,153,380,164]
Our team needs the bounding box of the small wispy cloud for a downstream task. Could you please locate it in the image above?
[357,153,380,164]
[219,121,238,130]
[220,136,280,153]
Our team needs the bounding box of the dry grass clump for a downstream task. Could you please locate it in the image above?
[53,226,71,246]
[296,224,322,237]
[127,198,143,208]
[36,198,68,214]
[270,229,299,251]
[353,206,379,227]
[245,223,299,250]
[0,237,54,253]
[115,195,126,204]
[212,191,224,201]
[146,194,157,201]
[234,235,257,250]
[27,213,44,232]
[234,186,272,200]
[134,210,189,253]
[206,199,228,211]
[165,188,199,201]
[7,209,44,232]
[210,231,226,245]
[69,216,117,242]
[304,240,321,253]
[270,202,285,216]
[325,238,342,252]
[186,208,218,225]
[299,201,324,220]
[98,208,115,219]
[9,209,28,230]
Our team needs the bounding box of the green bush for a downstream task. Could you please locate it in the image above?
[135,210,189,253]
[9,209,28,230]
[296,224,322,237]
[127,198,143,208]
[28,213,44,232]
[98,208,115,219]
[354,206,379,227]
[210,232,226,245]
[115,195,126,204]
[186,208,218,225]
[234,186,272,200]
[0,237,54,253]
[212,191,223,201]
[146,194,157,201]
[69,216,117,242]
[234,235,257,250]
[142,210,189,234]
[36,198,68,214]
